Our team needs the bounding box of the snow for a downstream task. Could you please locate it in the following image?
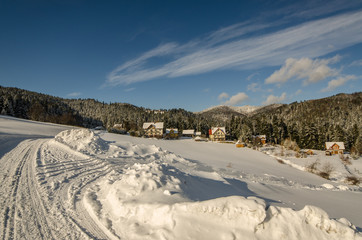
[0,115,361,239]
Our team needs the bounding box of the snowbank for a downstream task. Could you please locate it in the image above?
[52,129,362,239]
[84,158,361,239]
[54,129,109,155]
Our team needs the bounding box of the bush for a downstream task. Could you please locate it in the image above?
[345,176,360,185]
[340,154,351,165]
[306,160,319,173]
[318,162,335,180]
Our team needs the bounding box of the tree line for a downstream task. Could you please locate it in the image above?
[1,86,361,154]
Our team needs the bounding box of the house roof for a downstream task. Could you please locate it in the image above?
[253,135,266,139]
[166,128,178,134]
[143,122,164,129]
[182,129,195,135]
[211,127,225,135]
[325,142,345,150]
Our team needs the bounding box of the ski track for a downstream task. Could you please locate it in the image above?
[0,138,113,240]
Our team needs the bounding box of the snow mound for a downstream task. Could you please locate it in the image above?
[85,159,361,240]
[54,129,110,155]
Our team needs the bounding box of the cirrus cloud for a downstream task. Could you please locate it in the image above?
[105,10,362,86]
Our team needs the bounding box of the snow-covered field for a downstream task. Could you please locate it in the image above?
[0,115,361,239]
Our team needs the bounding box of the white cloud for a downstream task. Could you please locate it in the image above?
[246,72,259,81]
[223,92,249,106]
[350,59,362,66]
[66,92,81,98]
[247,82,261,92]
[295,89,302,95]
[321,75,356,92]
[105,10,362,86]
[218,92,229,100]
[125,87,135,92]
[203,88,210,92]
[265,56,339,85]
[262,93,287,105]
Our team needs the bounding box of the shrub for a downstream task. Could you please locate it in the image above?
[340,154,351,165]
[318,162,335,180]
[345,176,360,185]
[306,160,319,173]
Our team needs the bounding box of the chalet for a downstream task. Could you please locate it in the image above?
[165,128,179,139]
[209,127,226,142]
[306,149,314,155]
[253,135,266,145]
[236,140,245,148]
[109,123,127,134]
[143,122,164,138]
[182,129,195,138]
[325,142,345,155]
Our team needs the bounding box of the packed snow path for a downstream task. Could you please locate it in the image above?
[0,138,112,239]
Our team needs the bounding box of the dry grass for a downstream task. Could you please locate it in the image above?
[345,176,360,185]
[306,160,320,173]
[318,162,335,180]
[340,154,352,165]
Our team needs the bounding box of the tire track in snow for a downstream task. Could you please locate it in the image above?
[0,140,33,240]
[36,141,114,239]
[0,138,115,239]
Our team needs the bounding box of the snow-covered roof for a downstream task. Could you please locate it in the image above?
[325,142,345,150]
[182,129,195,135]
[211,127,225,135]
[143,122,164,129]
[253,135,266,139]
[195,132,201,136]
[166,128,178,134]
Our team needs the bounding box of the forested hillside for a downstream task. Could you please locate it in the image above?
[0,86,361,153]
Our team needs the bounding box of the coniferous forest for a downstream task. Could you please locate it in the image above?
[0,86,361,154]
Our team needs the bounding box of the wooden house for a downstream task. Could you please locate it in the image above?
[182,129,195,138]
[306,149,314,155]
[236,140,245,148]
[165,128,179,139]
[143,122,164,138]
[209,127,226,142]
[253,135,266,145]
[109,123,126,134]
[325,142,345,155]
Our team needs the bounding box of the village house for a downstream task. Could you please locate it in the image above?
[165,128,179,139]
[253,135,266,145]
[236,140,245,148]
[108,123,127,134]
[209,127,226,142]
[325,142,345,155]
[143,122,164,138]
[182,129,195,138]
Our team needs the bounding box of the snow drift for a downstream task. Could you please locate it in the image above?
[54,128,109,155]
[59,130,359,240]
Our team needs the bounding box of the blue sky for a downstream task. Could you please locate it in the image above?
[1,0,362,112]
